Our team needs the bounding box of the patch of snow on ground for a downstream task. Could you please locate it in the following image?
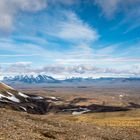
[6,92,20,103]
[72,108,91,115]
[18,92,29,98]
[31,96,44,100]
[19,106,27,112]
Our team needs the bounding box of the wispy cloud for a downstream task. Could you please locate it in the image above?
[57,12,99,42]
[0,54,39,57]
[94,0,140,32]
[36,10,100,44]
[47,0,76,6]
[0,0,47,33]
[0,38,48,55]
[94,0,140,18]
[94,0,121,18]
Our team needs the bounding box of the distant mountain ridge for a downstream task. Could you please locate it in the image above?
[2,75,140,84]
[3,75,60,84]
[63,77,140,83]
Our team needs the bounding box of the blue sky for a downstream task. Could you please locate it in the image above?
[0,0,140,79]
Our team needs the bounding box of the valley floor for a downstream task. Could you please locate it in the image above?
[0,85,140,140]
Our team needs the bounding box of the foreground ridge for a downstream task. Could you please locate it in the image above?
[0,82,50,114]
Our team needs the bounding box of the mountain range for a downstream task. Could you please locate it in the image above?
[2,75,140,84]
[3,75,60,84]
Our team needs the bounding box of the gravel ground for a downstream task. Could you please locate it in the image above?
[0,108,140,140]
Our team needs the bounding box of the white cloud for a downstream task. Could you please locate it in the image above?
[2,61,32,75]
[1,38,140,77]
[0,38,48,56]
[3,63,140,78]
[57,12,99,42]
[0,54,39,57]
[94,0,140,33]
[47,0,76,6]
[43,11,99,43]
[96,44,118,55]
[0,1,99,44]
[0,0,78,34]
[94,0,121,18]
[0,0,47,33]
[94,0,140,19]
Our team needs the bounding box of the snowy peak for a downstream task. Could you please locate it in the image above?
[3,75,60,84]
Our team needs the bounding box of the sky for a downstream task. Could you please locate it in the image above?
[0,0,140,79]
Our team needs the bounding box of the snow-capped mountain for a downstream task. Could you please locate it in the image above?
[63,77,94,82]
[63,77,140,83]
[3,75,60,84]
[2,75,140,85]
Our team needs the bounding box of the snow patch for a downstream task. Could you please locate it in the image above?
[31,96,44,100]
[19,106,27,112]
[0,92,20,103]
[18,92,29,98]
[72,108,90,115]
[7,92,20,103]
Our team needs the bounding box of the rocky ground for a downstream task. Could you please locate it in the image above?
[0,84,140,140]
[0,108,140,140]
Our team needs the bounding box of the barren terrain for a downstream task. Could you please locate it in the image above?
[0,83,140,140]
